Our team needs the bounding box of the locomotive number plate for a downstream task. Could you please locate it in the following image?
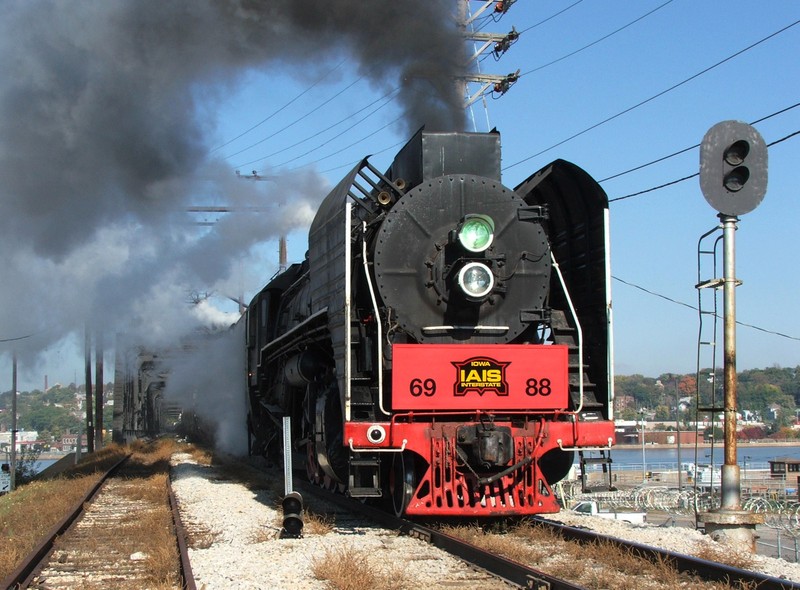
[391,344,569,411]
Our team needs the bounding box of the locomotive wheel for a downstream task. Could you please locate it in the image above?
[390,452,416,517]
[306,441,321,485]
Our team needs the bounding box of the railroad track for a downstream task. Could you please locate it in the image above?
[2,454,195,590]
[294,471,800,590]
[532,516,800,590]
[294,474,582,590]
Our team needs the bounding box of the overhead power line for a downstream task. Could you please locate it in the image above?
[503,18,800,172]
[211,59,348,154]
[599,101,800,183]
[0,333,34,343]
[609,127,800,203]
[235,88,401,170]
[224,74,370,162]
[518,0,675,77]
[517,0,585,35]
[613,276,800,342]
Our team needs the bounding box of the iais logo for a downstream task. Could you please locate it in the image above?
[451,356,510,396]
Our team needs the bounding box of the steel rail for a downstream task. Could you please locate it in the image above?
[533,516,800,590]
[0,454,130,590]
[294,475,586,590]
[168,475,197,590]
[295,469,798,589]
[2,454,197,590]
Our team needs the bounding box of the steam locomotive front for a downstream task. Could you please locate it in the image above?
[303,130,614,517]
[373,172,551,346]
[341,132,581,516]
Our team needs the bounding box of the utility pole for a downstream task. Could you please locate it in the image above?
[237,170,287,272]
[188,171,285,283]
[457,0,520,129]
[84,323,94,454]
[674,375,683,490]
[10,352,17,491]
[95,328,104,450]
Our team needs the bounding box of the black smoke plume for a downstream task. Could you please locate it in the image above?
[0,1,466,387]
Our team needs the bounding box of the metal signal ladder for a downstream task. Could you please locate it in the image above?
[695,224,729,506]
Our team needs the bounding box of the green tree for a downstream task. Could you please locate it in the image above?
[740,383,795,426]
[654,405,670,421]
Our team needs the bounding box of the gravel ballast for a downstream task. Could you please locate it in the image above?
[170,452,800,588]
[170,453,509,589]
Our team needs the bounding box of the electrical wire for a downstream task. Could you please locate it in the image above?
[599,101,800,183]
[210,59,348,154]
[285,115,405,173]
[503,18,800,173]
[518,0,674,77]
[0,334,33,343]
[517,0,585,35]
[613,276,800,341]
[234,87,400,170]
[472,1,671,102]
[269,91,401,169]
[609,128,800,203]
[223,75,372,161]
[472,0,583,43]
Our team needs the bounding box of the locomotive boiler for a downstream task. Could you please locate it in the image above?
[244,130,615,516]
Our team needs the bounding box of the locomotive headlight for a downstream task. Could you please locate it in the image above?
[457,262,494,300]
[457,214,495,253]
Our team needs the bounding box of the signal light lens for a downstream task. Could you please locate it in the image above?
[458,262,494,300]
[458,214,495,252]
[723,140,750,166]
[723,166,750,192]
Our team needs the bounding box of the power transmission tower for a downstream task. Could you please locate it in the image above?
[458,0,520,130]
[236,170,287,272]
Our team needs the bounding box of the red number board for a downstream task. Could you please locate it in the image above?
[391,343,569,411]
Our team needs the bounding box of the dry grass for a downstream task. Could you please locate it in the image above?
[440,519,743,590]
[256,499,336,542]
[187,445,213,466]
[304,510,336,535]
[0,438,192,584]
[441,522,553,564]
[312,545,411,590]
[127,503,180,587]
[0,475,102,579]
[694,542,757,572]
[119,472,169,503]
[0,445,129,581]
[186,521,222,549]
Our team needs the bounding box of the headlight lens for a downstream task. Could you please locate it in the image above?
[458,214,494,252]
[458,262,494,300]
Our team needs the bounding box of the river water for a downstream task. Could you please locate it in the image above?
[25,446,800,475]
[583,444,800,472]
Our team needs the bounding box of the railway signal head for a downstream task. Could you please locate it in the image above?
[280,491,303,538]
[700,120,768,216]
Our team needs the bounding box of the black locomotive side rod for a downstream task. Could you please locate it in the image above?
[533,516,800,590]
[293,472,585,590]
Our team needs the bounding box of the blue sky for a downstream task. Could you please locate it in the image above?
[2,0,799,391]
[210,1,800,378]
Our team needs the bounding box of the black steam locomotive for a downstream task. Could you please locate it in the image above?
[244,130,615,516]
